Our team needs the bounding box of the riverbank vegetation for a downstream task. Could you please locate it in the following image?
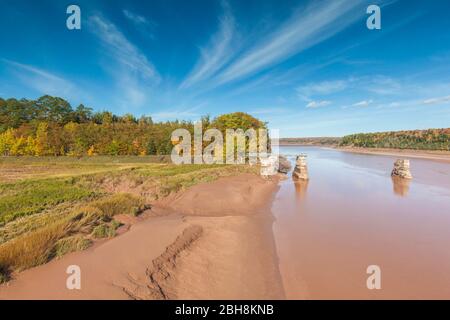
[0,157,257,282]
[0,96,267,156]
[340,128,450,151]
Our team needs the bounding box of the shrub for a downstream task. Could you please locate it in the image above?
[54,236,92,257]
[90,193,148,217]
[0,265,9,284]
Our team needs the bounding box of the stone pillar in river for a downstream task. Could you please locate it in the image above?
[391,159,412,179]
[293,154,309,180]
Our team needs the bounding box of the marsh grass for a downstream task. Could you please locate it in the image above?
[92,222,121,239]
[55,236,92,258]
[0,202,83,245]
[0,193,146,278]
[155,165,258,196]
[0,155,171,183]
[0,179,96,225]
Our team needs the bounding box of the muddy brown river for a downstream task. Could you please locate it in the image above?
[272,146,450,299]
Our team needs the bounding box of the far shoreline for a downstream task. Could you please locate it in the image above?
[279,144,450,163]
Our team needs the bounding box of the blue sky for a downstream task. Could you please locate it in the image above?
[1,0,450,137]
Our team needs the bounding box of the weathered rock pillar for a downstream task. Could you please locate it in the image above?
[278,155,291,174]
[391,159,412,179]
[293,154,309,180]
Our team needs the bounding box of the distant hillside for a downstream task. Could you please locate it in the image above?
[340,128,450,151]
[279,137,342,146]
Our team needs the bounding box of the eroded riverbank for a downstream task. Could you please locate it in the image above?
[0,173,284,299]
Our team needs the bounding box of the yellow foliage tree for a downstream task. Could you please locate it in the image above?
[87,145,95,156]
[0,129,16,156]
[10,136,27,156]
[25,136,37,156]
[35,122,50,156]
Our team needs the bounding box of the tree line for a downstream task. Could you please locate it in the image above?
[340,129,450,151]
[0,95,267,156]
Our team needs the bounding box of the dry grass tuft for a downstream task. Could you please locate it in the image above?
[0,193,147,278]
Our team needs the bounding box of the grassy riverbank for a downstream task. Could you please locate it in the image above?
[0,157,257,282]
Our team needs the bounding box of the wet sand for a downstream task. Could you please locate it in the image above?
[0,173,284,300]
[336,146,450,163]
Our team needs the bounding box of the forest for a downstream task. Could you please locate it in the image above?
[2,95,449,155]
[340,128,450,151]
[0,95,267,156]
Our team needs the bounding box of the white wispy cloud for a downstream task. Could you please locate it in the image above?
[297,76,404,100]
[366,76,402,95]
[89,15,159,81]
[373,94,450,111]
[297,79,349,97]
[386,102,401,107]
[2,59,75,97]
[306,100,331,108]
[216,0,365,84]
[89,14,159,108]
[123,9,157,39]
[179,1,236,89]
[422,95,450,105]
[123,9,150,26]
[351,100,373,107]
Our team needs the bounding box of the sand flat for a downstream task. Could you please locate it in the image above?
[336,146,450,163]
[0,214,186,299]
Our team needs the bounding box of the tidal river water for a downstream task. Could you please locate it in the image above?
[272,146,450,299]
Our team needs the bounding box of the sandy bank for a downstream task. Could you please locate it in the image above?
[0,173,283,299]
[335,146,450,163]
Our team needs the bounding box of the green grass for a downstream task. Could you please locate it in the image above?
[0,179,96,225]
[0,202,79,245]
[135,163,228,177]
[54,236,92,258]
[155,165,256,196]
[88,193,149,217]
[92,222,121,239]
[0,155,172,183]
